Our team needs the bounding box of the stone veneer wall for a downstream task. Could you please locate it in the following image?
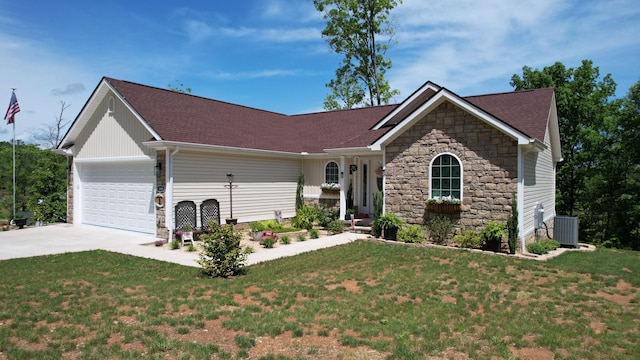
[385,101,518,234]
[66,157,74,224]
[155,151,169,239]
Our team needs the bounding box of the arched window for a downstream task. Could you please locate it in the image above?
[430,153,462,199]
[324,161,339,184]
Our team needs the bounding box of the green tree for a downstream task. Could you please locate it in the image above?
[314,0,401,110]
[167,80,192,94]
[511,60,617,217]
[0,141,66,222]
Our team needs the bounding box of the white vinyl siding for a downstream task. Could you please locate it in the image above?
[75,91,155,159]
[522,128,556,235]
[302,158,341,197]
[172,151,301,225]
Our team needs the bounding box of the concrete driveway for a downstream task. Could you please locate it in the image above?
[0,223,367,267]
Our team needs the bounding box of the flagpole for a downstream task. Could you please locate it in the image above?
[12,118,16,220]
[11,88,17,221]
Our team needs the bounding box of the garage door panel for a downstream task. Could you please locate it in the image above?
[80,162,155,234]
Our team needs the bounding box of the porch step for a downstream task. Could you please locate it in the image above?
[351,226,372,234]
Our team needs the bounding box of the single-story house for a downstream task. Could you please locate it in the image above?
[56,77,561,252]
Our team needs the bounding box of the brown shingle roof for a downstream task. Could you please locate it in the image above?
[105,77,553,153]
[465,87,554,140]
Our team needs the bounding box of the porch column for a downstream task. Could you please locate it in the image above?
[339,156,346,220]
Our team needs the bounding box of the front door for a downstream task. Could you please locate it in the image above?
[360,160,371,216]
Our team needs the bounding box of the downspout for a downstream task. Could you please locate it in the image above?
[381,145,386,214]
[168,146,180,239]
[517,146,525,254]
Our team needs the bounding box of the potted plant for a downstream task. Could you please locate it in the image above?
[375,212,404,241]
[345,208,354,221]
[481,222,506,252]
[12,214,27,229]
[176,225,194,242]
[249,221,265,241]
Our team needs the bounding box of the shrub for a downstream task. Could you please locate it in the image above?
[262,219,284,232]
[397,225,425,243]
[260,237,277,248]
[526,239,560,255]
[291,205,316,230]
[427,216,456,245]
[242,246,255,254]
[453,230,482,248]
[186,244,196,252]
[249,221,265,232]
[507,194,519,254]
[297,233,307,242]
[526,242,547,255]
[481,222,506,251]
[309,228,320,239]
[326,219,345,234]
[315,204,338,227]
[280,234,291,244]
[197,223,247,277]
[170,240,181,250]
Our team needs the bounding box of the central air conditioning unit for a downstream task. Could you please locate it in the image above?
[554,216,579,248]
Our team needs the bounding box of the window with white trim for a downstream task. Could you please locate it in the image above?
[325,161,339,184]
[430,154,462,199]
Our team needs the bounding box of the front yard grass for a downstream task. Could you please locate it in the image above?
[0,241,638,359]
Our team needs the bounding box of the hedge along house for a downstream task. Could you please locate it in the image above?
[57,77,560,252]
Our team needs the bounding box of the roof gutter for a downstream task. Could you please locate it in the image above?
[142,140,302,159]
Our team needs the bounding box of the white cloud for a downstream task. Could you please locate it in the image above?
[387,0,640,96]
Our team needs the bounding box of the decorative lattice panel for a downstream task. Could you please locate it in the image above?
[175,201,196,230]
[201,199,220,228]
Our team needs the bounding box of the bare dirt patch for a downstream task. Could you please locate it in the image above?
[509,345,554,360]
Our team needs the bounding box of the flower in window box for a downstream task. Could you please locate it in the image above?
[426,195,461,205]
[426,196,462,212]
[320,183,341,191]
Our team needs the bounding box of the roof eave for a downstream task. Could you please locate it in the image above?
[143,140,302,158]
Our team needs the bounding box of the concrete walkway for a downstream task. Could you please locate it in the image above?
[0,223,369,267]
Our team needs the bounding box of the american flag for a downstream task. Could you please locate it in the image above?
[5,91,20,125]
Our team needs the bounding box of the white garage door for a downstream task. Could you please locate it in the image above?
[80,162,156,234]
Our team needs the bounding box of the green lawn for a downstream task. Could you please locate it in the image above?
[0,241,638,359]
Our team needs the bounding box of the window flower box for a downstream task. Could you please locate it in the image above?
[426,196,462,213]
[320,183,340,194]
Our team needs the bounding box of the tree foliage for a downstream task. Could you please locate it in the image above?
[314,0,401,110]
[511,60,640,249]
[0,141,67,222]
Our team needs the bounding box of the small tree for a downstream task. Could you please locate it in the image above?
[197,223,246,277]
[295,173,304,211]
[507,194,519,254]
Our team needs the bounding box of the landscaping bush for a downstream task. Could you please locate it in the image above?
[427,216,456,245]
[526,242,547,255]
[453,230,482,249]
[297,234,307,242]
[262,219,284,232]
[326,219,345,234]
[309,228,320,239]
[291,205,316,230]
[170,239,181,250]
[397,225,425,243]
[280,234,291,244]
[197,223,247,277]
[507,194,519,254]
[526,239,561,255]
[315,204,338,227]
[260,237,277,248]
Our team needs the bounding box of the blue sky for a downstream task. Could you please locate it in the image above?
[1,0,638,145]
